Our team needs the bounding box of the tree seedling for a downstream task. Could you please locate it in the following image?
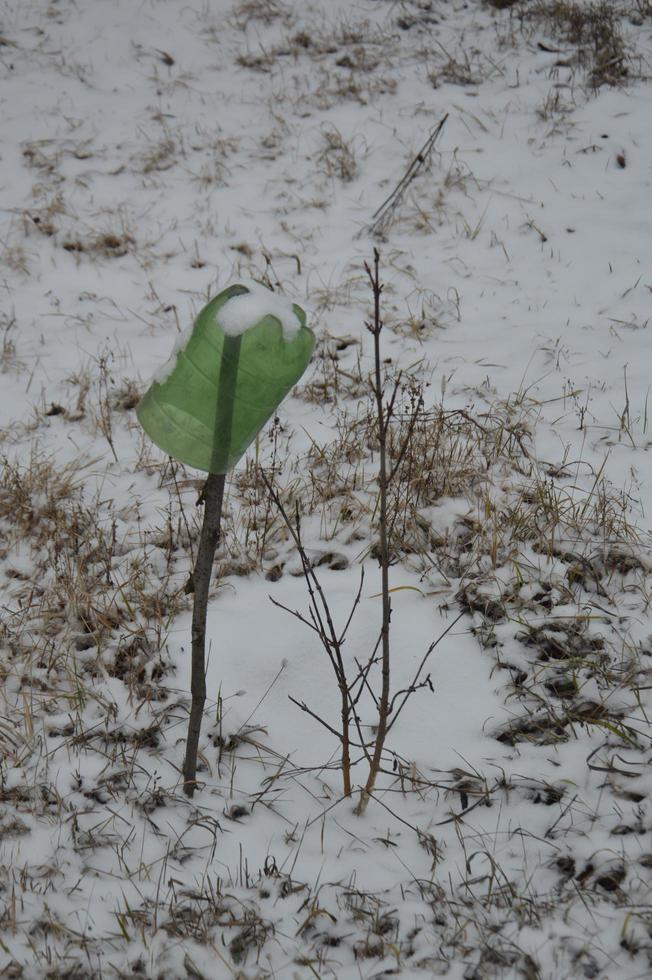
[137,281,314,796]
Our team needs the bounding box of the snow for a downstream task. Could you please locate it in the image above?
[218,280,303,339]
[152,323,194,384]
[149,282,303,385]
[0,0,652,977]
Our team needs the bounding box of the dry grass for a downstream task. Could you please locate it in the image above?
[315,125,359,183]
[490,0,634,88]
[0,311,21,374]
[61,229,135,259]
[232,13,400,108]
[0,448,189,714]
[532,0,630,87]
[229,0,294,30]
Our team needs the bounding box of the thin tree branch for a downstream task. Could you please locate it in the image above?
[388,673,434,715]
[262,469,354,796]
[386,611,465,735]
[337,566,365,646]
[288,696,343,741]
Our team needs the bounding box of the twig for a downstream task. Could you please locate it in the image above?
[261,470,354,797]
[338,567,365,645]
[363,114,448,239]
[288,697,344,741]
[386,611,465,734]
[169,459,196,564]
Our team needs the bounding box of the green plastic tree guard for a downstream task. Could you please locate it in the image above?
[137,284,314,473]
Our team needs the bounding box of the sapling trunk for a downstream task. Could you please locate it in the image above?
[183,334,241,797]
[356,249,391,816]
[258,254,455,813]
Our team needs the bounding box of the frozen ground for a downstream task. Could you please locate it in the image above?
[1,0,652,977]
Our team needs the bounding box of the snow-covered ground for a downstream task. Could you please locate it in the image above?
[1,0,652,976]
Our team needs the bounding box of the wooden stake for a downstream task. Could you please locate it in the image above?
[183,470,226,797]
[183,333,241,797]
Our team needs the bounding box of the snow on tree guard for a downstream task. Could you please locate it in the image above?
[136,282,314,473]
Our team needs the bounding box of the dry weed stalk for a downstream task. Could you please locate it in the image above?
[363,114,448,239]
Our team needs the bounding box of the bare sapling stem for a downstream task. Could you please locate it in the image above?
[262,251,452,811]
[183,471,226,797]
[357,248,392,816]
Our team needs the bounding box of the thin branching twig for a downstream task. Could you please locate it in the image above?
[363,114,448,239]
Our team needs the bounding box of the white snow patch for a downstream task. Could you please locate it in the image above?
[151,283,302,386]
[152,325,193,384]
[218,281,302,340]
